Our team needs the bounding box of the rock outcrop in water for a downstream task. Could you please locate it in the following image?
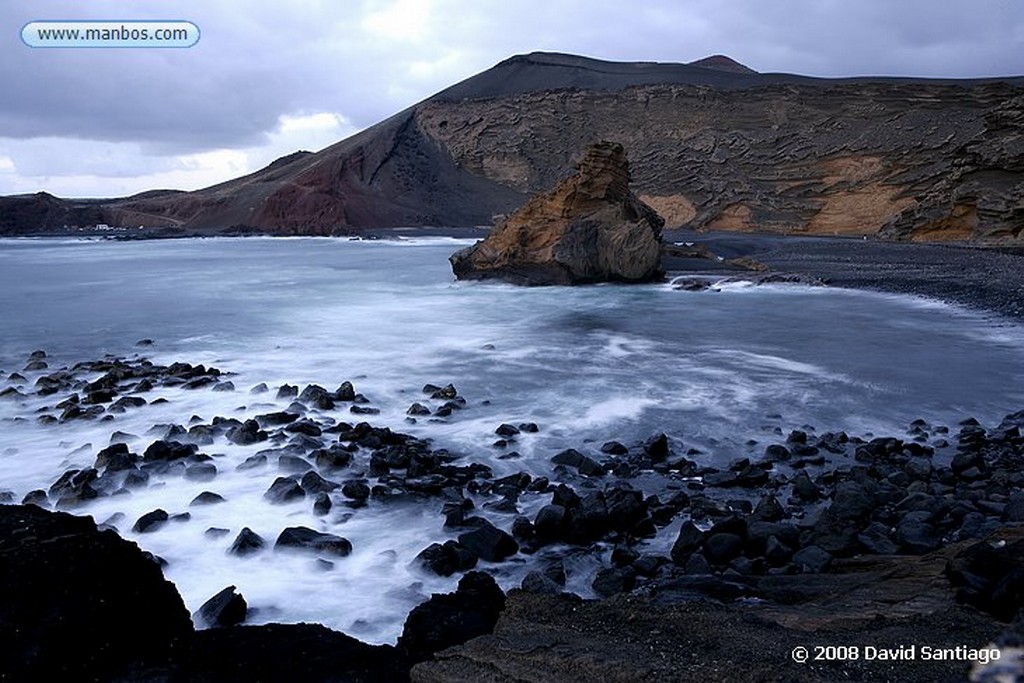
[2,52,1022,243]
[449,141,664,285]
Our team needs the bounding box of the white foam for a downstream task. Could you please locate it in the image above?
[383,236,478,247]
[3,236,1024,643]
[573,396,661,429]
[709,349,829,377]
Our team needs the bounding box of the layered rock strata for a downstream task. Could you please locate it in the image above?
[3,53,1022,243]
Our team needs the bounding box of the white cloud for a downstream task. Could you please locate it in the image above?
[248,111,359,169]
[408,48,468,83]
[361,0,436,42]
[0,110,360,197]
[175,148,249,176]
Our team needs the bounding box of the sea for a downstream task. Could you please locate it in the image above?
[1,235,1023,643]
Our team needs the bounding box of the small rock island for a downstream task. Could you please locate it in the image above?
[450,141,664,285]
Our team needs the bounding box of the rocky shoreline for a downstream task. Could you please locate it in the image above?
[8,223,1023,320]
[2,346,1024,681]
[0,503,504,681]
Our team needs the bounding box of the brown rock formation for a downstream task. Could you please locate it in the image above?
[2,52,1022,242]
[449,142,664,285]
[418,73,1024,244]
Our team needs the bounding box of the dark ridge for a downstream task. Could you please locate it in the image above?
[688,54,758,74]
[430,51,770,101]
[431,51,1024,103]
[122,189,187,201]
[0,191,108,234]
[262,150,314,173]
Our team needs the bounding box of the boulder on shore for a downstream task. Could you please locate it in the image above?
[450,141,664,285]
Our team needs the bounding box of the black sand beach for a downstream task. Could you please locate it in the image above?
[662,229,1024,321]
[371,226,1024,320]
[51,225,1024,323]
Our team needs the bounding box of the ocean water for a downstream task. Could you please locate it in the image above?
[2,236,1023,642]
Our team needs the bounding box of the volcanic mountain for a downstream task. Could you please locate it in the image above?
[3,52,1023,241]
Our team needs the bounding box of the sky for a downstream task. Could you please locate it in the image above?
[2,0,1023,198]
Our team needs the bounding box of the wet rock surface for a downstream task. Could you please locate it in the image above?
[195,585,248,628]
[0,505,513,681]
[397,571,506,665]
[5,350,1024,680]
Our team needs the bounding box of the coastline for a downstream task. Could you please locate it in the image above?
[662,229,1024,321]
[2,228,1024,679]
[4,353,1023,680]
[16,224,1019,320]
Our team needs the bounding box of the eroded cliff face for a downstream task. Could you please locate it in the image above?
[4,53,1022,242]
[450,141,664,285]
[417,81,1024,242]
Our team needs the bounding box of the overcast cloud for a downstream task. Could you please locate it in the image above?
[2,0,1022,197]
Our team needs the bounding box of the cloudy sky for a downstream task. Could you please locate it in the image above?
[2,0,1022,197]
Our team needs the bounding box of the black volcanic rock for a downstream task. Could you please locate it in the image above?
[274,526,352,557]
[0,504,191,680]
[0,505,506,681]
[397,571,506,664]
[195,585,248,628]
[190,491,226,506]
[457,522,519,562]
[180,623,399,682]
[133,508,169,533]
[229,527,266,556]
[415,540,479,576]
[143,439,198,462]
[264,476,305,503]
[947,537,1024,621]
